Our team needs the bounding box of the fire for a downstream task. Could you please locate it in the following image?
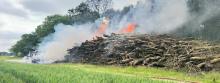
[94,17,137,37]
[119,23,137,33]
[94,17,109,37]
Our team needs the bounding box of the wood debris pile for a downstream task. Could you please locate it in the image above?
[67,34,220,72]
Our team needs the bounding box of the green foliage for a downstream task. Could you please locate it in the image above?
[35,15,72,39]
[68,3,100,24]
[10,33,39,56]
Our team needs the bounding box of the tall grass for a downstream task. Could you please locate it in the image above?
[0,62,168,83]
[0,56,219,83]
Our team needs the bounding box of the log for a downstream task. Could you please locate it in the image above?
[133,58,145,65]
[210,58,220,64]
[120,59,133,64]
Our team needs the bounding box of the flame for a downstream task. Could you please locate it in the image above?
[119,23,137,33]
[94,17,109,37]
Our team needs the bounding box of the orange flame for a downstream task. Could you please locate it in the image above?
[94,17,109,37]
[119,23,137,33]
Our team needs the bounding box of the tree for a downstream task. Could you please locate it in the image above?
[103,5,133,19]
[68,2,100,24]
[10,33,39,56]
[35,15,71,39]
[187,0,207,16]
[86,0,112,14]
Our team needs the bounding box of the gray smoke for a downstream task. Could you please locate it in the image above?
[171,0,220,37]
[107,0,189,34]
[186,0,220,31]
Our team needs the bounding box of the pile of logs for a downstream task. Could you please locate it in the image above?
[67,33,220,72]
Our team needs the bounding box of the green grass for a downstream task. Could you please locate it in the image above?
[0,56,19,61]
[0,56,219,83]
[0,56,169,83]
[0,62,164,83]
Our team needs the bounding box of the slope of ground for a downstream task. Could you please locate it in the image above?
[0,56,219,83]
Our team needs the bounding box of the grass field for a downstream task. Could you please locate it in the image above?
[0,56,219,83]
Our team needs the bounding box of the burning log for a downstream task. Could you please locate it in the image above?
[94,17,109,37]
[119,23,137,33]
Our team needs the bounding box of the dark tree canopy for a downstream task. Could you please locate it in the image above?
[10,33,39,56]
[68,3,100,24]
[35,15,72,39]
[86,0,112,14]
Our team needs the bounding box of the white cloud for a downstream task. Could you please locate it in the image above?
[0,13,41,51]
[0,21,4,27]
[0,31,23,51]
[19,0,86,15]
[0,0,28,18]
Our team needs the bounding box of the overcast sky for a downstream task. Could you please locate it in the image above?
[0,0,138,52]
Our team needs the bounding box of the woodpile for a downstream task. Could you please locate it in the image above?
[67,33,220,72]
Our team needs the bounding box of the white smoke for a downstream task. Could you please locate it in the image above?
[33,23,94,63]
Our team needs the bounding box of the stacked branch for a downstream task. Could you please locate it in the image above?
[67,34,220,72]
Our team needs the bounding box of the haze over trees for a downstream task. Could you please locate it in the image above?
[10,0,112,56]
